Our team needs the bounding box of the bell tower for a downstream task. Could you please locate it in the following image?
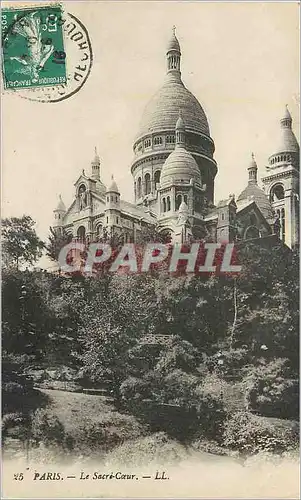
[262,106,299,248]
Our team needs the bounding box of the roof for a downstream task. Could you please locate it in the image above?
[237,183,273,220]
[273,127,299,155]
[217,196,236,208]
[137,79,210,138]
[271,106,299,156]
[160,145,202,188]
[167,32,181,53]
[107,176,119,193]
[120,200,156,223]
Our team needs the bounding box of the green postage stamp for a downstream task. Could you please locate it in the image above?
[1,4,67,89]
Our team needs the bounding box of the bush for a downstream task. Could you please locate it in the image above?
[244,359,299,419]
[3,381,25,395]
[31,409,65,446]
[74,411,147,455]
[120,377,150,403]
[223,411,299,455]
[193,387,226,441]
[105,432,188,466]
[205,348,250,380]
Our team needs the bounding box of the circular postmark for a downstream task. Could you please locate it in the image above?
[2,8,93,103]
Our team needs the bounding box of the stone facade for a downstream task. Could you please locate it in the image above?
[53,31,299,249]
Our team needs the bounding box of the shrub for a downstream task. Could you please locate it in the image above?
[31,409,65,446]
[2,381,25,395]
[193,387,226,441]
[223,411,299,455]
[105,432,188,466]
[205,348,250,380]
[2,412,26,437]
[119,377,150,403]
[159,370,200,407]
[244,359,299,419]
[74,411,147,455]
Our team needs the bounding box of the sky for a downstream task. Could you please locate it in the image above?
[2,1,300,255]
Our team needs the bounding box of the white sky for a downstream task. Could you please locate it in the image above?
[2,1,300,248]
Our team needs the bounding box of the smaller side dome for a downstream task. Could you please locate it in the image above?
[55,194,66,212]
[271,105,299,156]
[160,114,202,188]
[107,175,119,193]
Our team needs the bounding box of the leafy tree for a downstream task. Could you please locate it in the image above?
[2,268,50,358]
[2,216,45,269]
[46,227,72,262]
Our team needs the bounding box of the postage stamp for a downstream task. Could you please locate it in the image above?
[1,4,93,102]
[2,4,67,89]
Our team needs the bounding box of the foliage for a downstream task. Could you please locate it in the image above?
[46,226,72,262]
[244,358,299,419]
[2,215,44,269]
[73,412,147,455]
[105,432,188,466]
[31,409,65,446]
[223,411,299,454]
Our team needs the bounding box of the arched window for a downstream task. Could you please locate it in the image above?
[154,136,162,146]
[184,195,188,205]
[166,135,175,144]
[281,208,285,241]
[154,170,161,185]
[137,177,142,198]
[162,198,166,213]
[167,196,171,211]
[244,226,260,240]
[78,184,87,210]
[176,194,182,210]
[145,173,151,195]
[95,224,102,239]
[270,184,285,202]
[77,226,86,240]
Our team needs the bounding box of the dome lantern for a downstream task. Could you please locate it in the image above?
[248,152,258,185]
[166,26,181,80]
[91,146,100,180]
[280,104,292,129]
[175,110,186,147]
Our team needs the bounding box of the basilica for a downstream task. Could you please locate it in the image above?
[53,29,299,249]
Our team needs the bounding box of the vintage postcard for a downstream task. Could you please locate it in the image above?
[1,1,300,498]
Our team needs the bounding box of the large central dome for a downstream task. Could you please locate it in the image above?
[131,28,217,207]
[138,79,210,137]
[136,29,210,140]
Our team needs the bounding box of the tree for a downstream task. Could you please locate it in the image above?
[46,227,72,262]
[2,216,44,269]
